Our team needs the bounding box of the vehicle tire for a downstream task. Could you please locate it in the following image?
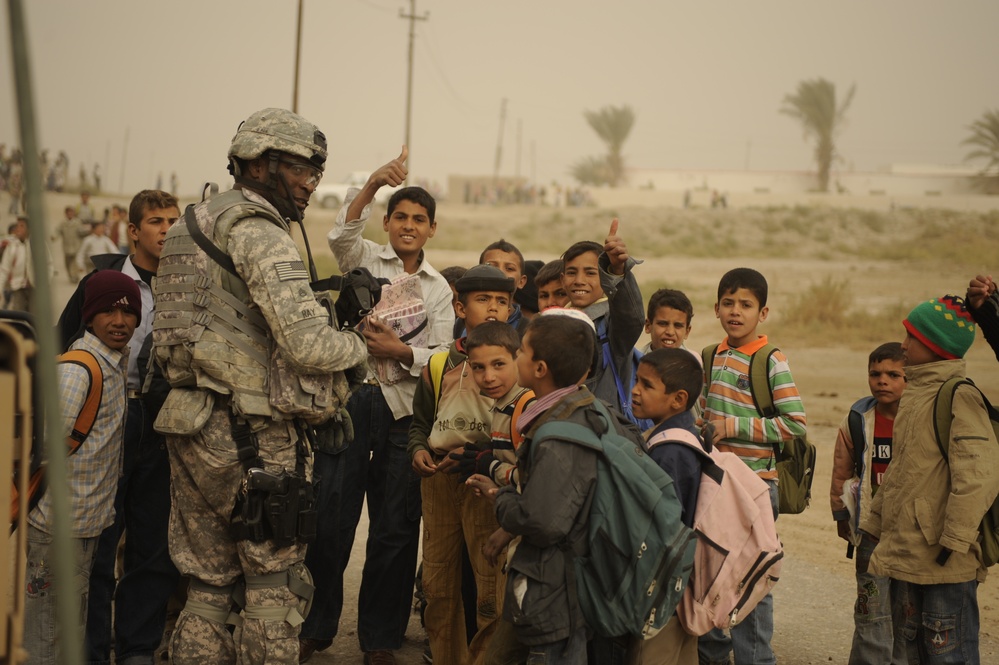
[321,195,341,209]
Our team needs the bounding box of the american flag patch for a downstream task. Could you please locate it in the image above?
[274,261,308,282]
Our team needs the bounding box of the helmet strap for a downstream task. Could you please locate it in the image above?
[274,169,319,283]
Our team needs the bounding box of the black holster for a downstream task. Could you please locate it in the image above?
[227,411,317,547]
[230,468,317,547]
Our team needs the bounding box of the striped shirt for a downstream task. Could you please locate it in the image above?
[701,335,806,479]
[29,331,128,537]
[488,385,535,487]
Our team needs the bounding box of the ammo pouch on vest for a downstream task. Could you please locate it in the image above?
[230,467,317,547]
[268,349,348,424]
[154,388,215,436]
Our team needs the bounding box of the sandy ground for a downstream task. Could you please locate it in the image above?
[14,191,999,663]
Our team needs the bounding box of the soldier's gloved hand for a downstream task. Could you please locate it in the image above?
[338,407,354,443]
[312,408,354,455]
[334,268,384,329]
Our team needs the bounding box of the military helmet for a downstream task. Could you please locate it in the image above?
[228,108,327,170]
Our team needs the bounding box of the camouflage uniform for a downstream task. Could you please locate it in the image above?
[152,109,367,665]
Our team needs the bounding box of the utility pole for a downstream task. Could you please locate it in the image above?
[493,98,507,186]
[292,0,304,113]
[530,139,536,184]
[515,118,522,179]
[119,125,129,194]
[400,0,428,183]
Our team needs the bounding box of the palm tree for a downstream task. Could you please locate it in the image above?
[962,109,999,194]
[780,78,855,192]
[570,155,614,187]
[579,105,635,187]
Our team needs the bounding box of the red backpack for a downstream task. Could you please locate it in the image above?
[647,428,783,635]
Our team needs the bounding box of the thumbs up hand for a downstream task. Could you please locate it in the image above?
[366,145,409,190]
[603,218,629,275]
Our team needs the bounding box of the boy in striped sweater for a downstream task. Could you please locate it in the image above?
[698,267,806,665]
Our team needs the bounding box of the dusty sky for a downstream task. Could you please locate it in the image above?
[2,0,997,198]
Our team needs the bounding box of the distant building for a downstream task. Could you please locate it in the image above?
[625,164,980,197]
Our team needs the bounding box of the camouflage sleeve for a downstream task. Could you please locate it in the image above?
[228,216,367,374]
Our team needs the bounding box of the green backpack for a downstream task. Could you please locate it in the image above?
[933,377,999,567]
[702,344,816,515]
[532,399,696,638]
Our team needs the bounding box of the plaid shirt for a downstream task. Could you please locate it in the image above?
[30,331,128,537]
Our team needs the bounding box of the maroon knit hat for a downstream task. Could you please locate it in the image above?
[82,270,142,325]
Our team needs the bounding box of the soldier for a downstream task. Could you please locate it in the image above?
[151,108,368,665]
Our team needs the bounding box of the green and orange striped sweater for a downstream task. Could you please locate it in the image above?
[701,335,807,480]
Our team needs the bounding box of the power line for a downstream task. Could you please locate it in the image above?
[418,23,480,116]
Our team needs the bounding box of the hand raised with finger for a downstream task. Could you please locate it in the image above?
[366,145,409,190]
[603,218,629,275]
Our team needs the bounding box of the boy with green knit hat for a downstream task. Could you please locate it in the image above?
[861,294,999,664]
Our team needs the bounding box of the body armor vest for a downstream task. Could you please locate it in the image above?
[153,188,348,422]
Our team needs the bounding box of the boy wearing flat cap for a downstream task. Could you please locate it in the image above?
[24,270,141,665]
[861,294,999,665]
[408,264,516,665]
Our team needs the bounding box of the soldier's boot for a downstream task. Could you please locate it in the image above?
[235,565,315,665]
[169,580,238,665]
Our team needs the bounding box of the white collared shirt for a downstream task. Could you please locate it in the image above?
[327,190,455,420]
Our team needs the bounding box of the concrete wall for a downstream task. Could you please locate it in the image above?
[585,166,997,211]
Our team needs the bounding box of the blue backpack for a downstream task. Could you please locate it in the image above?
[533,399,695,638]
[595,318,653,431]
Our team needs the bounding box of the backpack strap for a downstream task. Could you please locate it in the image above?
[747,344,782,461]
[647,427,702,452]
[700,344,719,380]
[647,427,724,485]
[596,318,632,419]
[532,399,609,460]
[185,204,238,277]
[509,389,535,451]
[428,350,450,408]
[933,377,978,460]
[847,408,866,480]
[57,349,104,452]
[749,344,779,418]
[15,350,105,523]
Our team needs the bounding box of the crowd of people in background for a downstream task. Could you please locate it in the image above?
[0,144,179,218]
[461,180,593,207]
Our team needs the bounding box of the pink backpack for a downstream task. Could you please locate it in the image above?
[647,429,783,636]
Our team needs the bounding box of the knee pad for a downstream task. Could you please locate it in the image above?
[242,562,315,627]
[183,579,241,627]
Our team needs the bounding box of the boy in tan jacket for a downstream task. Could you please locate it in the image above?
[861,295,999,665]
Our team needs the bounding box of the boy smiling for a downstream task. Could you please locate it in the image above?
[560,219,644,421]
